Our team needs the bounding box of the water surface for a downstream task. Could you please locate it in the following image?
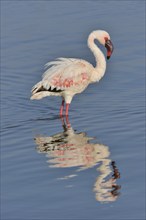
[1,1,145,219]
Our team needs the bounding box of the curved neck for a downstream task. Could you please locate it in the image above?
[88,33,106,81]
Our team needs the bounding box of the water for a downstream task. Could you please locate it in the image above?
[1,1,145,219]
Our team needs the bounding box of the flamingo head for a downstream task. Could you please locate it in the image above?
[92,30,114,60]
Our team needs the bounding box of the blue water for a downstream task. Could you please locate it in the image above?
[1,1,145,219]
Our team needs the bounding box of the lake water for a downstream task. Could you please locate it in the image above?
[1,1,145,219]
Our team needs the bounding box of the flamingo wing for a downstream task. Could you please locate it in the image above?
[32,58,92,95]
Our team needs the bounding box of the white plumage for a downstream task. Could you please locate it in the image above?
[31,30,114,116]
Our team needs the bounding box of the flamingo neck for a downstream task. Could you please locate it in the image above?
[88,33,106,81]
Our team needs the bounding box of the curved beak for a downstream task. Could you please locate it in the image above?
[105,39,114,60]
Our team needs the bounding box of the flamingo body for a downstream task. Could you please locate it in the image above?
[31,30,114,115]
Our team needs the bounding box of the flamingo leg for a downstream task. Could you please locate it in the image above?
[60,115,71,130]
[65,103,70,116]
[60,99,64,116]
[66,114,71,128]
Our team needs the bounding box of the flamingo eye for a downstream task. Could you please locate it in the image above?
[104,37,109,42]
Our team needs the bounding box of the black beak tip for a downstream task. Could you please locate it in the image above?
[107,56,110,60]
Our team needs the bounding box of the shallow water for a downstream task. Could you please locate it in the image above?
[1,1,145,219]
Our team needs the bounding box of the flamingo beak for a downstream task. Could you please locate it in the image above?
[105,39,114,60]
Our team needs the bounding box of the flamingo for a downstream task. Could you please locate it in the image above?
[30,30,114,116]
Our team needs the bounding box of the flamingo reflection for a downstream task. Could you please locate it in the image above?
[34,116,121,203]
